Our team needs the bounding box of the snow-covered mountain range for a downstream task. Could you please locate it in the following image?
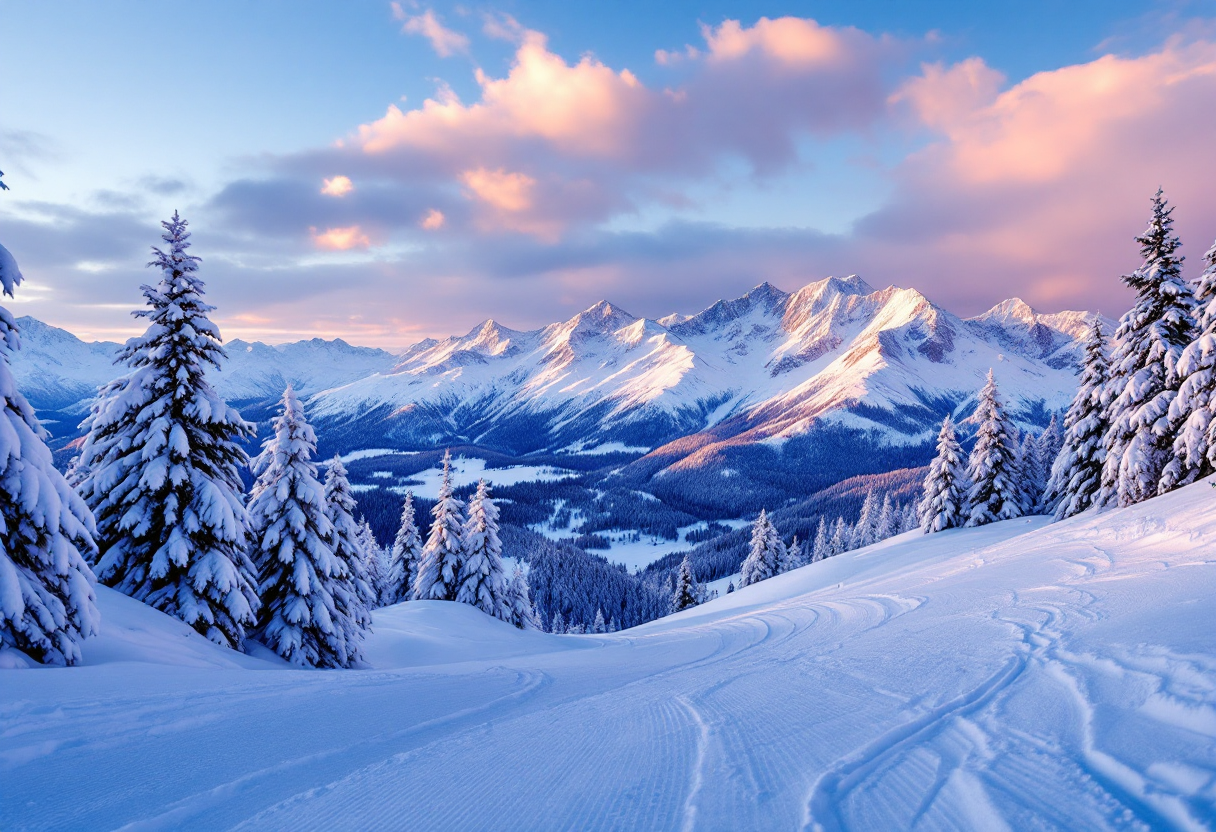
[299,277,1100,457]
[10,315,396,413]
[12,276,1106,511]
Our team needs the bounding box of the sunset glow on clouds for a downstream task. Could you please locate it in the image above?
[311,225,371,251]
[393,5,468,57]
[3,2,1215,346]
[320,175,354,197]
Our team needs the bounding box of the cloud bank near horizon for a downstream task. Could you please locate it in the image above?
[2,12,1215,347]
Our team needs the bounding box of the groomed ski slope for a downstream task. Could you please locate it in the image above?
[4,482,1215,831]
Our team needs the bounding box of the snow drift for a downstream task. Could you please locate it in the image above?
[3,479,1214,830]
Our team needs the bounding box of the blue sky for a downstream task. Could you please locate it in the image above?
[1,1,1214,345]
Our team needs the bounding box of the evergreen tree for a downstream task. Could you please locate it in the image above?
[414,450,466,601]
[966,371,1022,526]
[0,235,99,665]
[876,495,898,540]
[77,213,257,648]
[901,502,918,533]
[385,491,422,605]
[850,490,881,548]
[829,517,850,556]
[456,478,507,619]
[505,564,540,630]
[726,581,735,594]
[322,456,374,645]
[1100,190,1199,507]
[357,518,386,608]
[811,517,829,563]
[1036,415,1063,507]
[1046,321,1110,519]
[592,608,607,633]
[785,536,804,571]
[1018,430,1044,514]
[672,555,700,611]
[1163,239,1216,490]
[64,453,90,490]
[550,609,565,634]
[248,387,357,668]
[740,510,781,587]
[919,415,968,533]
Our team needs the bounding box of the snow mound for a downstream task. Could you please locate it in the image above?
[3,480,1215,831]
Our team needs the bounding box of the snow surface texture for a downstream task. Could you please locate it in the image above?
[3,481,1215,830]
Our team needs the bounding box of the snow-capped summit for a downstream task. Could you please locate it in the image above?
[966,298,1106,368]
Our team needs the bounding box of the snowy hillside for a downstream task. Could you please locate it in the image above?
[5,480,1213,831]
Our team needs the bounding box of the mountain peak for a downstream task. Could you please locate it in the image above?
[745,282,787,303]
[975,298,1039,326]
[567,300,637,335]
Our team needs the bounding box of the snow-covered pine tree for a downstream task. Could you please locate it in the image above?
[918,415,968,534]
[248,387,356,668]
[550,609,565,634]
[322,456,374,648]
[1046,321,1110,519]
[671,555,699,611]
[1100,190,1199,507]
[876,494,898,540]
[740,510,782,587]
[901,502,919,533]
[965,371,1022,527]
[829,517,850,556]
[1162,239,1216,491]
[726,581,735,594]
[1036,415,1063,508]
[385,491,422,605]
[456,478,507,619]
[504,564,540,629]
[592,608,606,633]
[357,519,386,608]
[0,234,99,666]
[64,453,90,489]
[785,536,804,571]
[850,490,880,548]
[1018,430,1044,514]
[811,517,829,563]
[77,213,258,649]
[414,450,466,601]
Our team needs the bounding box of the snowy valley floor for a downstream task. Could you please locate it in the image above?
[4,483,1216,831]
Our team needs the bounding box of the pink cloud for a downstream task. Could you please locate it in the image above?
[359,29,649,160]
[482,12,526,45]
[701,17,856,67]
[320,175,354,197]
[460,167,535,212]
[397,8,469,58]
[311,225,371,250]
[858,37,1216,313]
[345,17,894,240]
[420,208,445,230]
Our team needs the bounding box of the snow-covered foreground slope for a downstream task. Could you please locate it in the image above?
[4,482,1215,831]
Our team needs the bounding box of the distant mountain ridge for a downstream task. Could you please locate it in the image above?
[303,276,1105,454]
[9,317,397,414]
[10,277,1108,513]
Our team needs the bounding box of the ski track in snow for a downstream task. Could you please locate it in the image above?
[3,484,1216,831]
